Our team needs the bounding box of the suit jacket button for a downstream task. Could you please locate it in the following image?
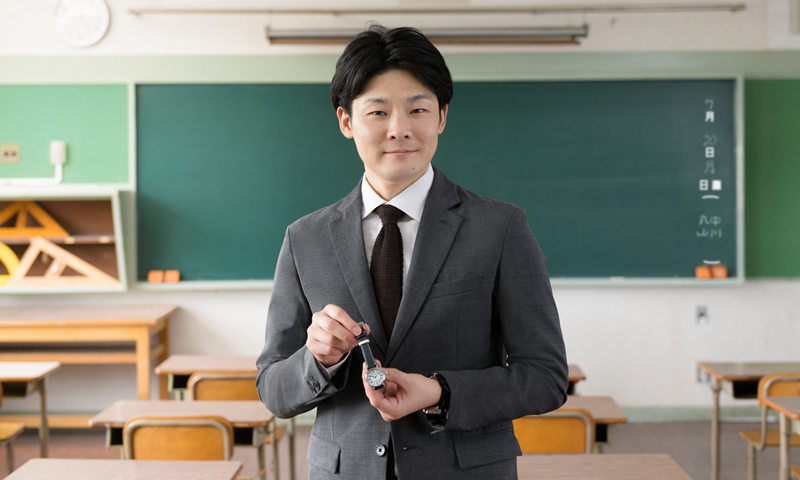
[375,444,386,457]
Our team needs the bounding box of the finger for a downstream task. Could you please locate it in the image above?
[321,305,362,343]
[311,313,359,348]
[307,324,352,353]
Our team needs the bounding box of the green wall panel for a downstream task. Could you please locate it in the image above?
[0,85,128,184]
[744,80,800,277]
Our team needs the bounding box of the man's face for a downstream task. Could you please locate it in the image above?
[337,69,448,199]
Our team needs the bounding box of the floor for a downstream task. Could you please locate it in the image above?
[0,420,790,479]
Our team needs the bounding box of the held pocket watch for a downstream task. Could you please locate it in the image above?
[357,323,385,390]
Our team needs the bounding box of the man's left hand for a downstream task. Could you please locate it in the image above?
[362,361,442,422]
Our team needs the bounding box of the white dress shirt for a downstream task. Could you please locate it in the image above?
[361,164,434,282]
[324,165,435,377]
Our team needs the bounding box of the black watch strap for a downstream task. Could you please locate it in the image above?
[356,324,378,370]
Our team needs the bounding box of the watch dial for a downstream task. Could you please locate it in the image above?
[53,0,110,48]
[366,368,385,387]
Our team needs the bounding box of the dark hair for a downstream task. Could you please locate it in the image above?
[331,25,453,114]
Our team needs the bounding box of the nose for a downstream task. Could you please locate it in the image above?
[387,112,412,140]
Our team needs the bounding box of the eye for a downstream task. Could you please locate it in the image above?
[368,111,387,116]
[411,108,426,114]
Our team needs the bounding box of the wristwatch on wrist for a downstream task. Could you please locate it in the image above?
[357,323,385,390]
[423,372,450,415]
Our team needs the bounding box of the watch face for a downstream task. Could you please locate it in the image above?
[53,0,110,48]
[366,367,385,388]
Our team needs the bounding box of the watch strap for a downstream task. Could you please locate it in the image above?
[423,373,450,415]
[356,324,378,370]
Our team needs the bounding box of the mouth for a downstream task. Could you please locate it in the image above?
[384,149,416,156]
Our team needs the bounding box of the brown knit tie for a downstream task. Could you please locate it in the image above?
[371,204,404,340]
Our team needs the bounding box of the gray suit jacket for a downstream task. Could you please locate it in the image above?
[256,167,568,479]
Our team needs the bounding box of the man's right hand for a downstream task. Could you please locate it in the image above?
[306,304,369,367]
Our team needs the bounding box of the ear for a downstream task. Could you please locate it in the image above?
[437,104,448,134]
[337,107,354,139]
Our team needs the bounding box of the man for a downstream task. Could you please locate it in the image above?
[256,25,568,479]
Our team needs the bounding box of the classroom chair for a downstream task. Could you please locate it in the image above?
[0,384,25,475]
[512,408,595,454]
[123,415,233,461]
[123,415,252,480]
[792,465,800,480]
[737,373,800,480]
[188,371,284,479]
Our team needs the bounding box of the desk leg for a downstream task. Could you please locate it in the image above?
[289,417,296,480]
[158,326,169,400]
[257,443,266,480]
[6,442,14,475]
[779,413,791,480]
[271,423,279,480]
[710,377,721,480]
[136,329,151,400]
[37,379,49,458]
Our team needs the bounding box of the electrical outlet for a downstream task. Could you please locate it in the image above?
[697,306,708,326]
[1,144,20,164]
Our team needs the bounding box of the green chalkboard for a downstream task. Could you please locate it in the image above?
[745,80,800,277]
[136,80,738,281]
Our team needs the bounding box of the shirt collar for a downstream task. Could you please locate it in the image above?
[361,165,434,221]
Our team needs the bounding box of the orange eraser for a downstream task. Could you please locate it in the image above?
[164,270,180,283]
[695,265,711,279]
[148,270,164,283]
[711,265,728,279]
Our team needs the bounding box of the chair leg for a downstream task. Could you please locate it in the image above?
[6,442,14,476]
[746,443,757,480]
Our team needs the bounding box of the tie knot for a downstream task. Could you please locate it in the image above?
[375,204,405,226]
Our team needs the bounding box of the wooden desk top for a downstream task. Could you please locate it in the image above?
[517,453,691,480]
[568,364,586,382]
[155,355,258,375]
[6,458,242,480]
[697,362,800,381]
[562,396,627,425]
[89,400,274,428]
[763,397,800,420]
[0,362,61,382]
[0,306,178,327]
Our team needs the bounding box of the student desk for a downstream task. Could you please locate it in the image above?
[90,400,275,480]
[0,361,60,458]
[763,396,800,480]
[0,305,177,408]
[561,395,627,452]
[697,361,800,480]
[156,354,294,480]
[517,453,691,480]
[5,458,242,480]
[567,364,586,395]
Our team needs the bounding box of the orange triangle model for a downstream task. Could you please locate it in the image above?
[8,237,118,287]
[0,201,69,238]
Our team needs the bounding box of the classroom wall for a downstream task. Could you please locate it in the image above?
[2,0,800,418]
[0,0,774,55]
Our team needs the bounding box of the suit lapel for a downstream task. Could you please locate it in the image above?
[386,167,463,363]
[329,180,389,356]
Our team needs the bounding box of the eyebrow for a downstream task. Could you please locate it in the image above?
[363,97,387,105]
[408,93,432,102]
[362,94,432,106]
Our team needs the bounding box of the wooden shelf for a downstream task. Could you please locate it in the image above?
[0,235,116,245]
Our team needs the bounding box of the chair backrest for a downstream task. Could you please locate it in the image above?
[758,373,800,407]
[512,408,595,454]
[123,415,233,461]
[187,371,259,401]
[754,373,800,449]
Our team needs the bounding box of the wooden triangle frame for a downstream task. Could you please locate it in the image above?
[0,201,69,238]
[8,237,118,287]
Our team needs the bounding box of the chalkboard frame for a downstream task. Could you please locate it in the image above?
[130,75,745,290]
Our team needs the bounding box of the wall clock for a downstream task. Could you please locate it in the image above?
[53,0,110,48]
